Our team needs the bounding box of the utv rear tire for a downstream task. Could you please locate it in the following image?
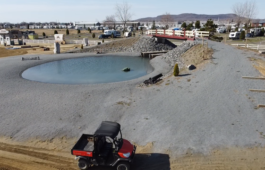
[116,162,130,170]
[78,159,89,170]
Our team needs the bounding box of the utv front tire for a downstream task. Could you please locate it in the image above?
[78,159,89,170]
[116,162,130,170]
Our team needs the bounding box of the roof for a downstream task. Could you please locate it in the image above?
[94,121,121,138]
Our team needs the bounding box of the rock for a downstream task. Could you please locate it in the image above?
[187,65,196,70]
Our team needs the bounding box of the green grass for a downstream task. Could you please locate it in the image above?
[215,33,265,45]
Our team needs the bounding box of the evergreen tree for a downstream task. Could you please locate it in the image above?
[186,23,193,30]
[195,21,201,29]
[181,22,187,29]
[77,29,80,34]
[92,33,95,38]
[66,29,69,35]
[42,32,46,37]
[204,19,217,32]
[240,31,245,40]
[54,30,58,34]
[151,20,156,30]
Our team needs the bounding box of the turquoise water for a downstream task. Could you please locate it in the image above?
[21,55,153,84]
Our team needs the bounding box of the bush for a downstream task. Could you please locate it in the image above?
[173,63,179,76]
[209,35,223,42]
[235,27,238,32]
[261,28,265,36]
[81,44,83,49]
[77,29,80,34]
[54,30,58,34]
[111,33,114,38]
[102,39,104,43]
[102,29,104,33]
[240,31,245,40]
[88,28,91,33]
[66,29,69,35]
[92,33,95,38]
[42,32,46,37]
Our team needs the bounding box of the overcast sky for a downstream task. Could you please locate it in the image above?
[0,0,264,23]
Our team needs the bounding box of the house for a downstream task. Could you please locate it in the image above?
[252,20,265,27]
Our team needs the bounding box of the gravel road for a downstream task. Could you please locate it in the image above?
[0,40,264,157]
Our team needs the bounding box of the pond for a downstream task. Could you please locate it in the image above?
[21,55,153,84]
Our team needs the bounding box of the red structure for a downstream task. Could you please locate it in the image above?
[150,29,195,41]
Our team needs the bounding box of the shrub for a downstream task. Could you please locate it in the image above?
[77,29,80,34]
[54,30,58,34]
[81,44,83,49]
[181,22,187,29]
[42,32,46,37]
[102,29,104,33]
[66,29,69,35]
[102,39,104,43]
[111,33,114,38]
[240,31,245,40]
[235,27,238,32]
[92,33,95,38]
[173,63,179,76]
[261,28,265,36]
[88,28,91,33]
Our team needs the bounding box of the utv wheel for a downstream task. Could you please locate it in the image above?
[116,162,130,170]
[78,159,89,170]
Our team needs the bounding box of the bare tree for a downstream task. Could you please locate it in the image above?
[115,1,132,30]
[233,0,257,28]
[244,1,257,27]
[232,3,245,27]
[103,15,116,29]
[160,13,174,29]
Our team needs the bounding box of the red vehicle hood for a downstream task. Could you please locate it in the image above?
[118,139,134,158]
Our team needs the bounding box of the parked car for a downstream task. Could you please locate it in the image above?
[98,34,107,39]
[246,33,254,38]
[71,121,136,170]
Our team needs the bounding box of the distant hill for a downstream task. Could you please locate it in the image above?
[135,13,238,22]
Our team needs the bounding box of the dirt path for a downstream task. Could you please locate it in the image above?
[1,141,265,170]
[0,142,76,170]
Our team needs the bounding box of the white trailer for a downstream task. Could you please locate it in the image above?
[229,32,241,39]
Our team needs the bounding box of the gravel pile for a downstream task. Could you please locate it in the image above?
[161,41,196,68]
[128,37,175,52]
[71,36,175,53]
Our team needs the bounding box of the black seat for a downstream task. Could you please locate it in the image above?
[99,143,112,157]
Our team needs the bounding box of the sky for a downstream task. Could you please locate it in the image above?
[0,0,264,23]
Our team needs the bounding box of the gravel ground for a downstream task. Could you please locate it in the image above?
[0,40,265,157]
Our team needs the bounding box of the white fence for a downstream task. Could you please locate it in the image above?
[22,39,108,45]
[231,44,265,50]
[146,29,209,38]
[23,39,55,44]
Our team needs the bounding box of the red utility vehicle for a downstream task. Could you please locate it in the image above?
[71,121,136,170]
